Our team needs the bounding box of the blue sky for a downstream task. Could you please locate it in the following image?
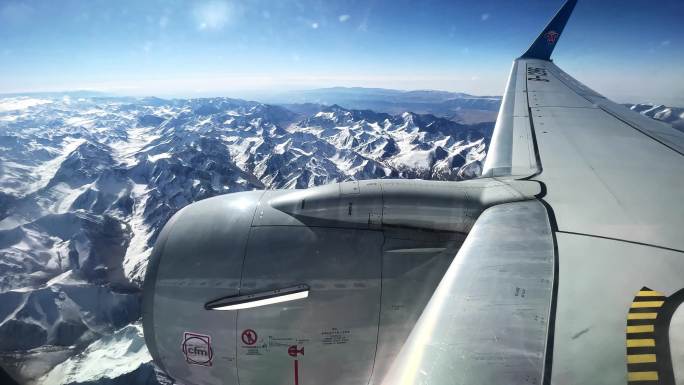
[1,0,683,104]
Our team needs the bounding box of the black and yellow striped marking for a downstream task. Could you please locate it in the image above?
[625,286,684,385]
[626,287,663,384]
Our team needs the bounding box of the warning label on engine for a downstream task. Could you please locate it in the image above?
[240,329,265,356]
[241,329,258,345]
[321,328,350,345]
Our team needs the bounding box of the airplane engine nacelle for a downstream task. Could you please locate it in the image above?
[142,179,538,385]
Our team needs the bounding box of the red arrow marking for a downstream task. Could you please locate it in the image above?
[294,359,299,385]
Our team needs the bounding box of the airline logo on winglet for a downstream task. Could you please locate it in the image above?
[545,30,560,44]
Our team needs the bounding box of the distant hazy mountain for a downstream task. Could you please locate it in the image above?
[262,87,502,124]
[0,95,492,385]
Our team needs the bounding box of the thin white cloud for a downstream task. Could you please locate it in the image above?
[357,2,373,32]
[480,13,490,21]
[339,14,350,23]
[311,22,319,29]
[661,40,671,46]
[193,0,235,31]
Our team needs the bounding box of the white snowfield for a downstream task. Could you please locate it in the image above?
[0,97,53,112]
[39,323,152,385]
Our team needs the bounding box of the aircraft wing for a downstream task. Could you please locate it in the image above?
[382,1,684,384]
[485,0,684,252]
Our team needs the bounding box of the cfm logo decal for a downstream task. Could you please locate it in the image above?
[545,30,560,44]
[182,332,214,366]
[625,287,684,384]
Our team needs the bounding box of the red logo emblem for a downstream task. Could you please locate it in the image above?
[545,30,560,44]
[241,329,258,345]
[182,332,213,366]
[288,345,304,357]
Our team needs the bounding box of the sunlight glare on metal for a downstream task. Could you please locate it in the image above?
[211,290,309,311]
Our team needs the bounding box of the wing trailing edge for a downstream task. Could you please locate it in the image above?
[520,0,577,61]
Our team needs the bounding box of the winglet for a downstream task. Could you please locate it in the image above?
[520,0,578,61]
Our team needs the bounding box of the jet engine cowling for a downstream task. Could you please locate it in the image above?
[142,179,539,385]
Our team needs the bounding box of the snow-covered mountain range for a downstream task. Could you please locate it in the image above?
[1,93,681,385]
[0,94,492,385]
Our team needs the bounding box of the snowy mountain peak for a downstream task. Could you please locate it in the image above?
[627,102,684,131]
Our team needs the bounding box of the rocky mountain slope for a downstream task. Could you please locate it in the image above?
[0,95,492,385]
